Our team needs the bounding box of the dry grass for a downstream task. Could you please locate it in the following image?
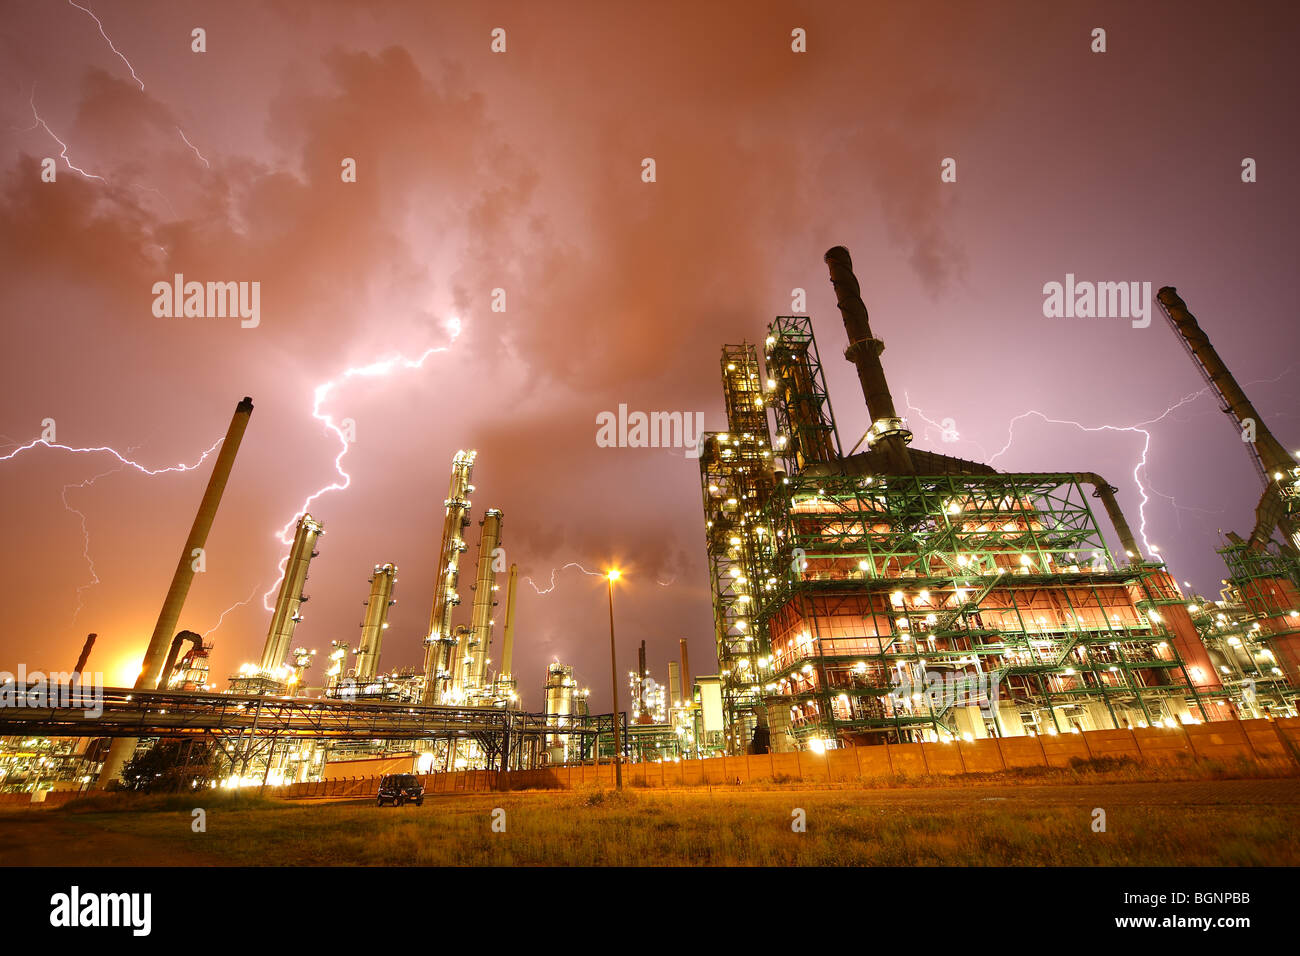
[63,775,1300,866]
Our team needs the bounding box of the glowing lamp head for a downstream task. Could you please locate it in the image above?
[607,569,621,582]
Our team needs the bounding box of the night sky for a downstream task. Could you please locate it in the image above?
[2,1,1297,711]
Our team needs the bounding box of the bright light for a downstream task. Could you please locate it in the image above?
[607,569,621,582]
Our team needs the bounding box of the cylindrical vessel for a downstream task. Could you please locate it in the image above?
[259,513,323,673]
[421,450,476,704]
[466,510,503,690]
[354,564,397,681]
[500,563,518,678]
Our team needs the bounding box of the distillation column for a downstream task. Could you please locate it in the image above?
[98,395,254,787]
[259,513,323,673]
[421,450,476,704]
[464,509,503,693]
[499,562,518,682]
[353,563,397,682]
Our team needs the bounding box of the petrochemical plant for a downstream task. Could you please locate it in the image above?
[698,247,1300,755]
[1,246,1298,793]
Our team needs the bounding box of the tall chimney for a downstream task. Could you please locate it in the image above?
[73,633,96,674]
[138,396,253,689]
[99,396,253,787]
[679,637,692,706]
[823,247,914,473]
[259,513,323,673]
[353,563,397,681]
[500,563,518,679]
[466,509,503,690]
[1157,287,1300,551]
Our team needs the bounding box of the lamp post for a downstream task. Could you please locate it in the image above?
[607,569,623,790]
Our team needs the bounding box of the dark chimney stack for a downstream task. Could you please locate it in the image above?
[823,246,914,474]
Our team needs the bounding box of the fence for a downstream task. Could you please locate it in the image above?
[270,716,1300,799]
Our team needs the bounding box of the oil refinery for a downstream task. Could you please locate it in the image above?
[2,249,1298,796]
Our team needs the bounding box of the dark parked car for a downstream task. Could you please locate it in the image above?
[376,773,424,807]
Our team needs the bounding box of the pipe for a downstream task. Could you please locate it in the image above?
[160,630,202,689]
[823,246,914,474]
[1073,473,1142,564]
[73,633,96,675]
[466,509,503,691]
[353,564,397,681]
[421,450,476,704]
[500,563,518,678]
[259,513,323,673]
[99,396,254,787]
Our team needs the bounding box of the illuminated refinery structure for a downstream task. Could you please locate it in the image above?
[422,450,477,704]
[699,248,1299,755]
[352,564,398,683]
[11,258,1300,793]
[260,514,324,673]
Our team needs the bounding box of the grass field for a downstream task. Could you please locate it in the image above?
[4,769,1299,866]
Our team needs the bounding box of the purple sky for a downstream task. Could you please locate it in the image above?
[1,0,1297,710]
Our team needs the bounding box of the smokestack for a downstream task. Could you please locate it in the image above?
[679,637,691,706]
[1156,287,1300,550]
[422,450,476,704]
[73,633,96,674]
[353,564,397,682]
[135,397,254,689]
[823,247,914,473]
[467,509,503,691]
[259,513,324,673]
[500,563,518,678]
[99,396,253,787]
[637,640,648,722]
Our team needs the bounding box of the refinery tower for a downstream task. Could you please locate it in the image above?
[699,249,1297,756]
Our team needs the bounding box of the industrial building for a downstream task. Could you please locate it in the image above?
[698,248,1300,755]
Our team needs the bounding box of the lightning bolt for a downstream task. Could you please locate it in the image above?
[1,435,224,615]
[66,0,145,91]
[987,393,1205,553]
[61,462,124,620]
[0,436,224,474]
[524,562,605,595]
[523,563,677,595]
[204,584,261,638]
[262,318,463,610]
[176,127,210,168]
[26,88,106,182]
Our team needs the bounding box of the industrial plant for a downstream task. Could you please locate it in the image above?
[698,247,1300,755]
[1,249,1298,795]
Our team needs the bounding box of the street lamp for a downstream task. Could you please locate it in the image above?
[606,568,623,790]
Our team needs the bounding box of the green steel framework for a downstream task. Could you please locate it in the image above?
[765,316,842,472]
[698,343,778,753]
[746,471,1221,745]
